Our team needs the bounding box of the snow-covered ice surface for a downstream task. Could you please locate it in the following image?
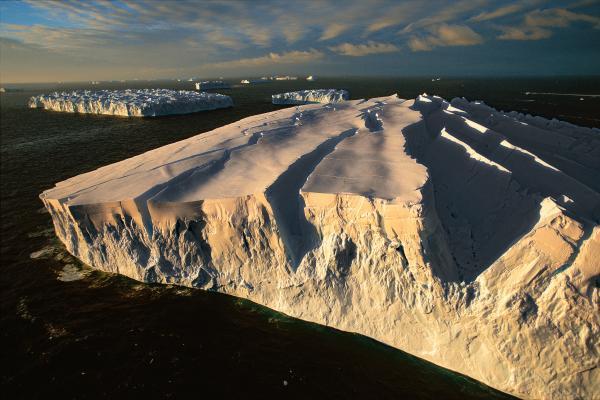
[41,94,600,399]
[272,89,349,104]
[28,89,233,117]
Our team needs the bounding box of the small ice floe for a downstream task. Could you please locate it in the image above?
[30,246,55,259]
[560,195,574,205]
[57,264,90,282]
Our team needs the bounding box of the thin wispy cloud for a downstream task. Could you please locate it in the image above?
[495,6,600,41]
[329,41,400,56]
[471,4,526,21]
[364,2,418,33]
[319,23,350,41]
[400,0,489,33]
[497,26,552,40]
[408,24,484,51]
[525,8,600,28]
[205,49,325,70]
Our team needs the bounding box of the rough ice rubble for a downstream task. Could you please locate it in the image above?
[272,89,349,104]
[40,94,600,400]
[28,89,233,117]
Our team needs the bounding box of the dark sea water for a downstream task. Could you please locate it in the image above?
[2,77,599,399]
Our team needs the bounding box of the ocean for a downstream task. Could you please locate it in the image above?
[2,77,599,399]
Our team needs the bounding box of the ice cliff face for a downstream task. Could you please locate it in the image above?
[28,89,233,117]
[40,94,599,399]
[272,89,349,104]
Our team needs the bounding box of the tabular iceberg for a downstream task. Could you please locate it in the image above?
[28,89,233,117]
[195,81,230,90]
[40,94,599,399]
[272,89,349,104]
[241,78,269,84]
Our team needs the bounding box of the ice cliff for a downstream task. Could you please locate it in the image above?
[28,89,233,117]
[272,89,349,104]
[40,94,600,399]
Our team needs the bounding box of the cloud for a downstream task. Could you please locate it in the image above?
[471,3,525,21]
[496,7,600,41]
[243,26,272,47]
[1,0,599,82]
[525,8,600,28]
[364,2,418,33]
[0,23,128,51]
[201,30,244,51]
[497,26,553,40]
[329,41,400,56]
[401,0,489,33]
[319,23,350,41]
[408,24,484,51]
[204,49,325,69]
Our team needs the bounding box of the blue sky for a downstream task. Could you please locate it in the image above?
[0,0,599,82]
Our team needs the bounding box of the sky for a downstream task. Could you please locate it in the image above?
[0,0,599,83]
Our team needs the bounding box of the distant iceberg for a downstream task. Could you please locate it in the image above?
[306,75,316,81]
[241,78,269,84]
[274,75,298,81]
[195,81,230,90]
[28,89,233,117]
[272,89,349,105]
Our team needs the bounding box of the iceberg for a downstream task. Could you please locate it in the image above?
[241,78,269,84]
[195,81,230,90]
[40,94,600,400]
[306,75,316,81]
[272,89,349,104]
[28,89,233,117]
